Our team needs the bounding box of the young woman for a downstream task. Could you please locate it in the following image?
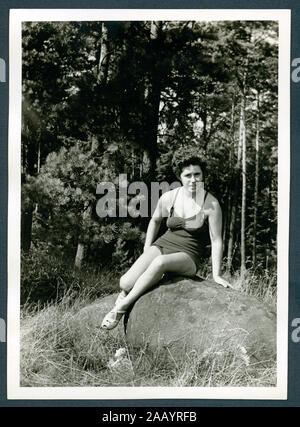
[101,155,231,330]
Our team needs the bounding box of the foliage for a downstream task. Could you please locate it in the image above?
[21,20,278,300]
[21,243,79,305]
[21,242,122,305]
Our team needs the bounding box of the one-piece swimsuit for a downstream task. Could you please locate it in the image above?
[152,187,210,269]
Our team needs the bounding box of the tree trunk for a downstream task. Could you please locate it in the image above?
[222,196,228,250]
[98,22,109,83]
[145,85,161,182]
[252,91,260,266]
[240,92,247,278]
[143,21,163,183]
[227,99,240,272]
[74,243,85,269]
[21,127,39,252]
[34,141,41,215]
[74,205,91,269]
[227,184,238,272]
[89,134,98,152]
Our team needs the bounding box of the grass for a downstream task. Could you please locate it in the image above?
[20,264,277,388]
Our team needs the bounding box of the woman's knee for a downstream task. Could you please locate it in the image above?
[148,255,167,273]
[119,274,134,292]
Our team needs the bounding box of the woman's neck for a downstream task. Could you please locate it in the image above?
[181,185,205,200]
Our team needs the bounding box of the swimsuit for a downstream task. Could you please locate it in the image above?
[152,188,210,270]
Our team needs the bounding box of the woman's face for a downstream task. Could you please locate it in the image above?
[180,165,204,193]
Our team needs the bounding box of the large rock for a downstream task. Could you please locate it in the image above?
[68,293,126,369]
[125,276,276,363]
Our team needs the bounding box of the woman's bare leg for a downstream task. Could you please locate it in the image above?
[101,246,163,329]
[118,245,162,293]
[116,252,197,312]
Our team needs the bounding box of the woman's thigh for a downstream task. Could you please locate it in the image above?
[121,245,162,289]
[158,252,197,276]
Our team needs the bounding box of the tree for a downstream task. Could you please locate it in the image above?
[21,20,279,280]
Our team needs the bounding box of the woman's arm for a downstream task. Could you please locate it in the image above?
[143,216,163,250]
[208,197,232,288]
[143,193,168,251]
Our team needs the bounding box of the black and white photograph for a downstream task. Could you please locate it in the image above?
[7,9,290,400]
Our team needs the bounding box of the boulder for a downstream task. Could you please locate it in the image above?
[125,276,276,363]
[68,293,126,369]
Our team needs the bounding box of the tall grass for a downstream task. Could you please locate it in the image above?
[20,260,277,388]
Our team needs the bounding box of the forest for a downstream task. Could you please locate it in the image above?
[21,20,278,305]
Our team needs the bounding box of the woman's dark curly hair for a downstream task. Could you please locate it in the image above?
[172,146,206,179]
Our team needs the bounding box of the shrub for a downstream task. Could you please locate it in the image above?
[21,243,76,305]
[21,242,121,306]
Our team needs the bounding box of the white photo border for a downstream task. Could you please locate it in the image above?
[8,8,290,400]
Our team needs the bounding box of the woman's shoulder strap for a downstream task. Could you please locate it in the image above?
[169,186,181,214]
[171,186,181,206]
[201,190,209,210]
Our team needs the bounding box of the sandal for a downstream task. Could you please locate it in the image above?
[101,308,126,330]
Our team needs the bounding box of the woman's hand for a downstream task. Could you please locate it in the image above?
[213,275,233,289]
